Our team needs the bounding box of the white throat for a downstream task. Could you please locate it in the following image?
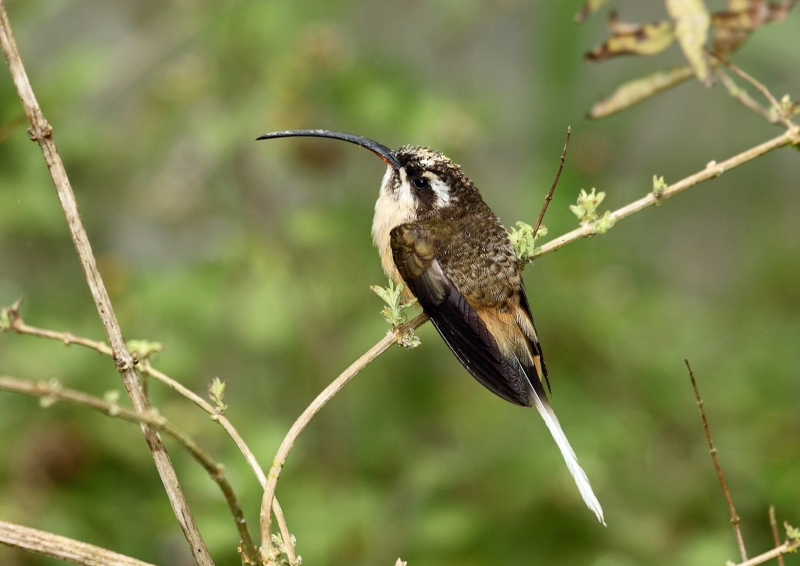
[371,166,416,283]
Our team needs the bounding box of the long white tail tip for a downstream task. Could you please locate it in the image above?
[530,390,605,525]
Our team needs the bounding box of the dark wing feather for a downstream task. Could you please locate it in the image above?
[390,223,529,406]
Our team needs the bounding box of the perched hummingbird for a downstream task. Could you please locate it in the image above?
[257,130,604,524]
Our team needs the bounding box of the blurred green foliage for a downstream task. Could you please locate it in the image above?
[1,1,799,565]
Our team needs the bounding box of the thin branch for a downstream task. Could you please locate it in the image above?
[533,128,800,259]
[684,359,747,562]
[259,314,427,563]
[0,520,156,566]
[709,51,797,130]
[0,3,212,562]
[732,538,800,566]
[532,126,570,239]
[714,67,776,124]
[769,506,785,566]
[3,299,113,356]
[0,375,259,565]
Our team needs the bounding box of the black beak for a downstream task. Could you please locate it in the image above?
[256,129,402,170]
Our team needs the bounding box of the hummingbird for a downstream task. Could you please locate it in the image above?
[257,129,604,524]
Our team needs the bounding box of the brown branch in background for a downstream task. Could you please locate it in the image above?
[684,359,747,562]
[532,126,570,239]
[0,521,156,566]
[0,375,259,565]
[259,313,427,563]
[714,68,776,124]
[0,3,213,563]
[769,506,785,566]
[709,51,797,130]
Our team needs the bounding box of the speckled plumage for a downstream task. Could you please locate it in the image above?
[376,144,604,524]
[374,145,546,406]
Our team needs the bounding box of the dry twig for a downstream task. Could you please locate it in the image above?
[139,362,296,565]
[714,67,776,124]
[709,51,797,130]
[684,359,747,562]
[769,506,785,566]
[0,521,156,566]
[732,537,800,566]
[532,126,571,239]
[0,2,213,562]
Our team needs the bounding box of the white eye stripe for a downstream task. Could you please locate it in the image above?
[423,172,451,206]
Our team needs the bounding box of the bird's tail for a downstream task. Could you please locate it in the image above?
[528,382,605,525]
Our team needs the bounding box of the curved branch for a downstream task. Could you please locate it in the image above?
[259,314,427,562]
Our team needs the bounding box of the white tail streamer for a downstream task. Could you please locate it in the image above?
[529,385,605,525]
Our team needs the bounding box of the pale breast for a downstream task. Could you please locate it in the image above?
[371,166,416,285]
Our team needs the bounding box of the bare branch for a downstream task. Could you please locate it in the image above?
[0,374,259,564]
[259,314,427,563]
[709,51,797,130]
[684,360,747,562]
[769,506,785,566]
[3,300,113,356]
[732,538,800,566]
[0,520,156,566]
[0,3,212,562]
[534,128,800,259]
[714,68,776,124]
[532,127,570,240]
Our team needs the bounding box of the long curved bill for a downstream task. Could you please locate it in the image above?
[256,129,402,170]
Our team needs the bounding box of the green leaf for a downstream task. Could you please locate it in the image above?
[371,280,421,348]
[508,221,548,262]
[208,378,228,413]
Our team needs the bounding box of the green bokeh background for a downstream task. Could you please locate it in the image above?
[1,1,798,565]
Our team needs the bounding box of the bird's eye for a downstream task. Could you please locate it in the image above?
[413,177,429,190]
